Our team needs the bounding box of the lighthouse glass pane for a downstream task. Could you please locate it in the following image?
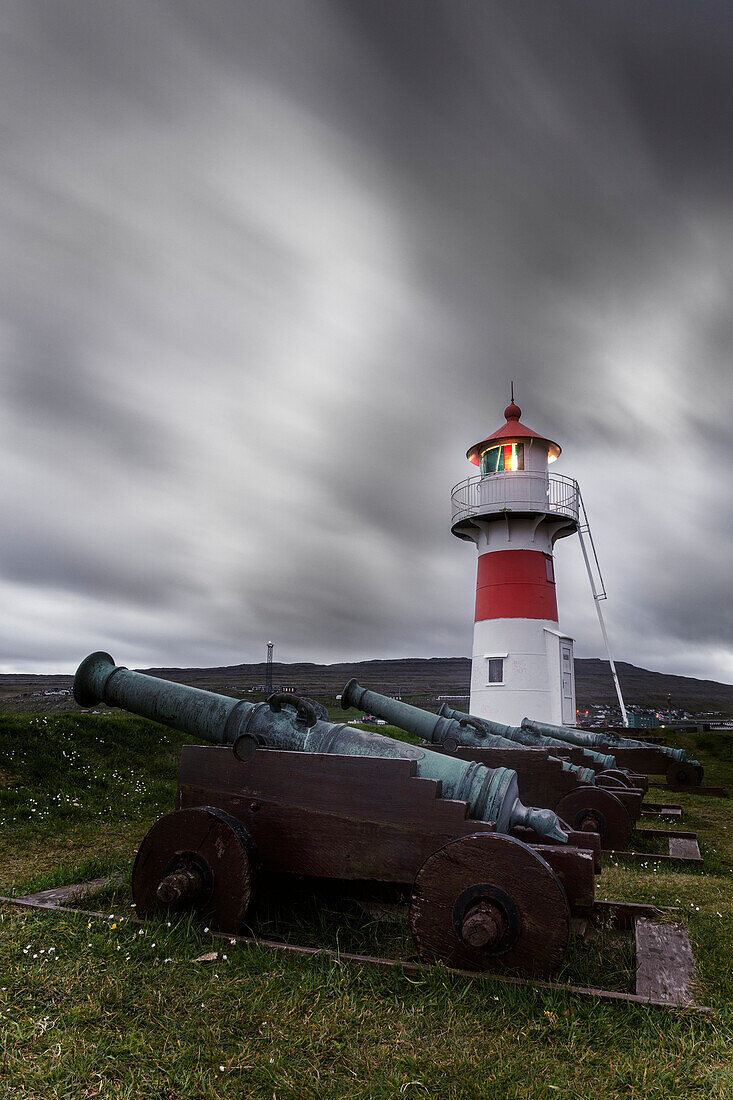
[479,443,524,475]
[480,446,501,475]
[488,658,504,684]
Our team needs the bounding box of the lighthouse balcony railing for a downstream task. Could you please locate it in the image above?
[450,471,579,527]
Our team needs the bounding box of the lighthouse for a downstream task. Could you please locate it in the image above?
[450,396,580,726]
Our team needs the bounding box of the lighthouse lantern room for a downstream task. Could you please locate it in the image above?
[451,397,580,726]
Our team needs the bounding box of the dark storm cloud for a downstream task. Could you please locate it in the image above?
[1,0,732,681]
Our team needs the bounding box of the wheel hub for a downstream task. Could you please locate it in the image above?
[460,900,508,949]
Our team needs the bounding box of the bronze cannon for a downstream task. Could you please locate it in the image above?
[71,652,608,977]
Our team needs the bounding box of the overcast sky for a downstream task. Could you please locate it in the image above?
[2,0,732,681]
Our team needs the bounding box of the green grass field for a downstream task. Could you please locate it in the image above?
[1,711,732,1099]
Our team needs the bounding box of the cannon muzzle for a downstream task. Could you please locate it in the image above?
[74,652,118,708]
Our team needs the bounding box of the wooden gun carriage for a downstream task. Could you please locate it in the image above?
[136,744,599,976]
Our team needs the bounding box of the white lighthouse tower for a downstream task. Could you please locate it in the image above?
[451,395,580,726]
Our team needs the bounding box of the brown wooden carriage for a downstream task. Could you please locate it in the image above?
[592,742,726,796]
[132,746,601,977]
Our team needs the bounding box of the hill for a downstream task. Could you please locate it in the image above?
[146,656,733,715]
[2,656,731,716]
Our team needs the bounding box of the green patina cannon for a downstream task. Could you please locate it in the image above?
[436,703,627,786]
[522,716,674,755]
[74,652,567,841]
[340,682,650,852]
[72,652,610,977]
[520,717,704,789]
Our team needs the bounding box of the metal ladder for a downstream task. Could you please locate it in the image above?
[576,488,629,727]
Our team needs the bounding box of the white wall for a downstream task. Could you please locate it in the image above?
[470,617,576,725]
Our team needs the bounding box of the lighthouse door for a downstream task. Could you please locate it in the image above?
[560,641,575,725]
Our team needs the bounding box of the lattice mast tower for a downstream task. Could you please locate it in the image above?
[265,641,274,695]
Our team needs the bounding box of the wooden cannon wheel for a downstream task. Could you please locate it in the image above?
[132,806,258,933]
[554,787,632,851]
[595,769,633,789]
[666,760,704,789]
[408,834,570,976]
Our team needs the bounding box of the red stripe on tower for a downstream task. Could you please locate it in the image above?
[475,549,558,622]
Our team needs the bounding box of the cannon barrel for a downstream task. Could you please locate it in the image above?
[521,717,693,765]
[340,679,467,746]
[437,703,617,772]
[73,653,568,842]
[520,717,610,749]
[436,703,596,785]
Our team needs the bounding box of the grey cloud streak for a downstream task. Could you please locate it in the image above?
[1,0,732,683]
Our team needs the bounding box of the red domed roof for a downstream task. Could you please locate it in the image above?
[466,401,561,465]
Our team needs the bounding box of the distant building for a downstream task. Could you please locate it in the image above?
[626,711,660,730]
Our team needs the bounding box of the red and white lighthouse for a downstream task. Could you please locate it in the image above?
[451,397,579,726]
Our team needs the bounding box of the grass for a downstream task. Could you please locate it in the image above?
[1,712,732,1098]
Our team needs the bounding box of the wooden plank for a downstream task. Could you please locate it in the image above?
[641,803,682,819]
[616,828,703,865]
[14,875,123,906]
[413,793,473,826]
[436,746,578,807]
[531,845,596,915]
[627,774,650,793]
[178,747,600,889]
[607,848,702,865]
[602,746,669,776]
[512,825,602,872]
[593,899,676,929]
[686,785,728,798]
[668,837,703,861]
[635,828,697,841]
[609,789,644,818]
[635,920,696,1006]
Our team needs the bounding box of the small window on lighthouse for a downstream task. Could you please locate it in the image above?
[487,658,504,684]
[480,442,524,476]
